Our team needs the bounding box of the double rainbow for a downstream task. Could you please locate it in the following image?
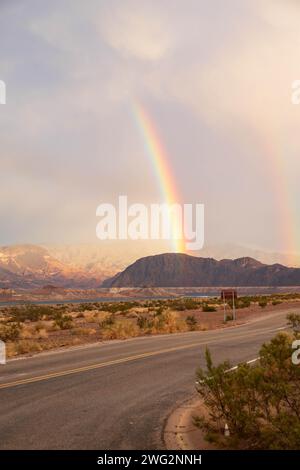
[133,103,298,263]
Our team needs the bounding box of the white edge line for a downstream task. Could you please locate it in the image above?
[195,357,260,385]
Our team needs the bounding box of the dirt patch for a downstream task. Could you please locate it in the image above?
[164,395,218,450]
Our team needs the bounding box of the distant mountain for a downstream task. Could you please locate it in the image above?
[102,253,300,287]
[0,245,101,289]
[1,244,300,290]
[45,241,172,279]
[193,244,300,268]
[46,242,300,275]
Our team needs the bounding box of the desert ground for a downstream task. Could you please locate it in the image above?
[1,292,299,358]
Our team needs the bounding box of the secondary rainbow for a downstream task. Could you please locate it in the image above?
[259,126,298,265]
[132,102,185,253]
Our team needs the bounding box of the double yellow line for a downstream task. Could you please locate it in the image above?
[0,341,202,390]
[0,325,283,390]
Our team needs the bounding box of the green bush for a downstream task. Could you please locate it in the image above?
[194,315,300,449]
[235,298,251,309]
[287,313,300,331]
[7,304,60,322]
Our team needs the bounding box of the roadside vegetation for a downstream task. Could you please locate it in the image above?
[0,292,299,358]
[194,314,300,449]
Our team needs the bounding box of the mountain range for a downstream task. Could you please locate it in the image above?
[0,244,300,289]
[0,245,100,289]
[102,253,300,288]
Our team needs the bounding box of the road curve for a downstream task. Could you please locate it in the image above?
[0,308,296,449]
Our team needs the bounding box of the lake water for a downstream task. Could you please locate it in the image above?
[0,293,212,307]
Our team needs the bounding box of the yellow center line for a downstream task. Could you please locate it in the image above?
[0,342,206,390]
[0,326,283,390]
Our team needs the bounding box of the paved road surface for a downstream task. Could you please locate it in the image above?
[0,308,296,449]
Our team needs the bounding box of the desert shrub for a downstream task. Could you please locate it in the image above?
[101,320,139,340]
[137,311,185,334]
[13,340,43,355]
[0,322,22,341]
[186,315,198,331]
[99,314,115,329]
[53,314,73,330]
[20,323,49,339]
[183,298,200,310]
[287,313,300,331]
[154,306,165,316]
[258,300,268,308]
[35,328,48,339]
[8,304,57,322]
[235,298,251,309]
[101,302,138,314]
[77,303,95,312]
[224,314,233,322]
[76,312,85,318]
[82,311,99,323]
[272,300,282,306]
[172,302,185,311]
[155,311,184,333]
[194,316,300,449]
[202,304,217,312]
[170,298,200,311]
[137,315,149,329]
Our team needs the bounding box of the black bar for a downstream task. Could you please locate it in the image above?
[0,450,299,467]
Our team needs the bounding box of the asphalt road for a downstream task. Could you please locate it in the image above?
[0,308,296,449]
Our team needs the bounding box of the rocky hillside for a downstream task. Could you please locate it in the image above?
[1,245,300,289]
[0,245,101,288]
[102,253,300,287]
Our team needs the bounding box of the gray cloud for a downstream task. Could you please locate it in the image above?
[0,0,299,253]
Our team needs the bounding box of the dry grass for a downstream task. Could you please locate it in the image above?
[71,327,97,336]
[101,320,139,340]
[7,340,43,356]
[20,323,49,339]
[2,295,297,358]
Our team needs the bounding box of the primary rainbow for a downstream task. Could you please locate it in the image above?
[133,102,185,253]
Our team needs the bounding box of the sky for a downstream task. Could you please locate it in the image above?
[0,0,300,257]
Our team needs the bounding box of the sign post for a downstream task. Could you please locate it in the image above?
[223,291,226,322]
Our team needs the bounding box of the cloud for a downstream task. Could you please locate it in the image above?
[98,0,172,60]
[1,0,300,250]
[159,0,300,140]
